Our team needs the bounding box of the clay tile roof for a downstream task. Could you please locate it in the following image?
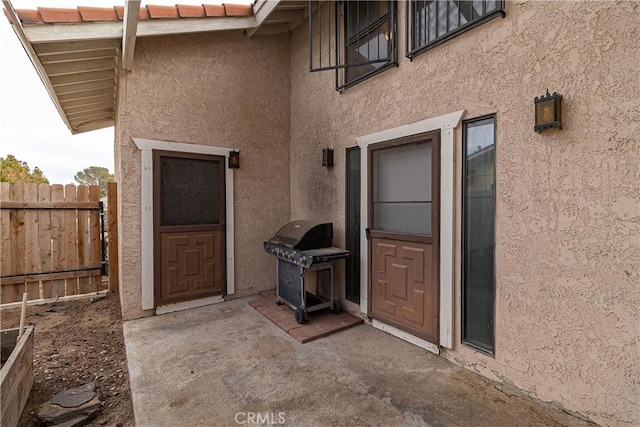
[223,3,252,16]
[203,4,225,17]
[77,6,118,21]
[146,4,180,19]
[10,9,43,24]
[114,6,151,20]
[176,4,205,18]
[8,3,253,25]
[37,7,82,23]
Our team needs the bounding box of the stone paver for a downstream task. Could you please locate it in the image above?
[38,382,101,426]
[250,294,364,343]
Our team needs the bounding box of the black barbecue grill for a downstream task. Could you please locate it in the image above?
[264,220,349,324]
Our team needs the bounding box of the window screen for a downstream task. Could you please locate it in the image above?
[160,156,221,226]
[373,141,432,235]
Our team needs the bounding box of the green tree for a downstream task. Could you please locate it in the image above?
[74,166,114,197]
[0,154,49,184]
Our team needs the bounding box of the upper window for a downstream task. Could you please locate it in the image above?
[309,1,397,91]
[406,0,505,59]
[344,1,396,87]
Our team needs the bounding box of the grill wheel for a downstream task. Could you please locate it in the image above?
[331,300,341,315]
[294,307,306,324]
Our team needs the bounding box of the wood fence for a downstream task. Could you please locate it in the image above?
[106,182,118,293]
[0,183,103,303]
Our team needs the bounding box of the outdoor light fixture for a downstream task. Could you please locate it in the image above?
[228,150,240,169]
[534,89,562,133]
[322,148,334,167]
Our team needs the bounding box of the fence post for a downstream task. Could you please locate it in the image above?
[88,185,101,292]
[107,182,119,293]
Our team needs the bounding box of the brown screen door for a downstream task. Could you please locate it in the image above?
[153,151,226,307]
[369,132,440,343]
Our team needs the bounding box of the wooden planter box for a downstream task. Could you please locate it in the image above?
[1,326,34,427]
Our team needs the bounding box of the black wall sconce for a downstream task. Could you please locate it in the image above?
[322,148,334,167]
[534,89,562,133]
[228,150,240,169]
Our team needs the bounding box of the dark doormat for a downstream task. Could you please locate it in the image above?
[249,290,364,343]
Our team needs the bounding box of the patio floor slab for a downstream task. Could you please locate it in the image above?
[249,290,364,343]
[123,296,593,427]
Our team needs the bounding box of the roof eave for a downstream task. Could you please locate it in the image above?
[4,0,79,133]
[3,0,286,135]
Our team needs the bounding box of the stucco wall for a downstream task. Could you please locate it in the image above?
[289,1,639,425]
[115,31,291,320]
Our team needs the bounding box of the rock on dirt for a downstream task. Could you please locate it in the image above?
[38,382,102,426]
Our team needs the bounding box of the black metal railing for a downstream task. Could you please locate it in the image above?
[405,0,505,60]
[309,0,397,90]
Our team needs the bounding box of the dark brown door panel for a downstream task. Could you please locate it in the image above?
[159,231,223,305]
[371,238,437,339]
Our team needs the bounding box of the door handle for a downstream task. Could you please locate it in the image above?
[365,227,370,240]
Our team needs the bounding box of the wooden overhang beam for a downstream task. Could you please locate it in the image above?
[60,94,114,109]
[43,57,116,76]
[263,10,304,24]
[248,0,281,38]
[39,49,118,64]
[122,0,140,72]
[24,16,258,44]
[63,101,114,114]
[34,39,121,56]
[2,0,74,133]
[55,82,115,97]
[250,23,291,37]
[49,69,115,87]
[73,118,114,134]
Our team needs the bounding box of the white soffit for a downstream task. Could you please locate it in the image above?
[4,0,120,134]
[3,0,291,135]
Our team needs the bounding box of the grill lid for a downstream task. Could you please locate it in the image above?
[267,220,333,250]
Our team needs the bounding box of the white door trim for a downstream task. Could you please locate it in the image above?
[372,319,440,355]
[355,110,465,350]
[133,137,236,310]
[155,295,224,315]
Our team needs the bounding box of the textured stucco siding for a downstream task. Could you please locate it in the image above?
[115,31,291,320]
[289,1,638,425]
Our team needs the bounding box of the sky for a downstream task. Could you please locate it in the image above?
[0,0,249,185]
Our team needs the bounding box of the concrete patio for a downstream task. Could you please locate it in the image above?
[123,297,593,427]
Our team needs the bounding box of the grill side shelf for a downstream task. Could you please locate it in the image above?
[264,244,348,268]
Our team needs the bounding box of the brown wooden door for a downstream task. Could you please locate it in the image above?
[369,132,440,343]
[153,151,226,307]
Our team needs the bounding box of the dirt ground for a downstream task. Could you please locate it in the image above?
[1,292,134,427]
